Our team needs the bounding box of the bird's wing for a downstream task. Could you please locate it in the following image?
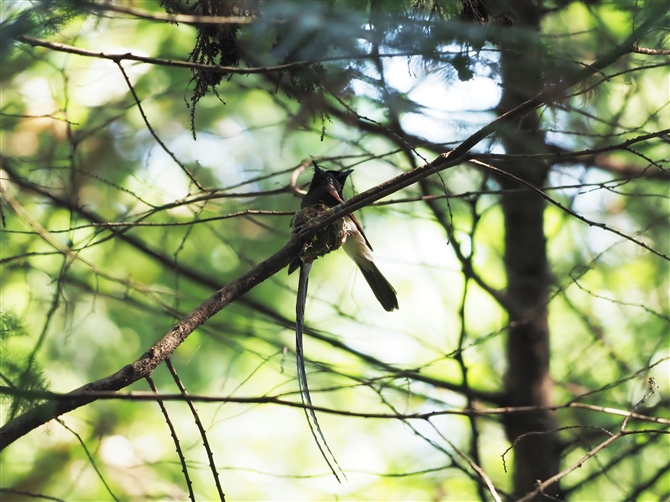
[325,186,374,252]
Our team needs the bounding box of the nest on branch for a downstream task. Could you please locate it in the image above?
[291,204,347,265]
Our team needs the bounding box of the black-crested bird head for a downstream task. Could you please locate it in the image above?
[301,163,353,208]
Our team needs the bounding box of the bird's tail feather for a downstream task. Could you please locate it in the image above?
[356,261,399,312]
[342,228,398,312]
[296,262,346,482]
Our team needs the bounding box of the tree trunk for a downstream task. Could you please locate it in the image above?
[496,0,562,498]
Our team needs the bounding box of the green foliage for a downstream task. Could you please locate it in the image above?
[0,0,668,500]
[1,0,86,41]
[0,311,50,421]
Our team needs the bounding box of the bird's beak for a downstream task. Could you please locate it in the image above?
[324,181,343,201]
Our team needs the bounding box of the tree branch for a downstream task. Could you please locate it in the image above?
[17,35,309,74]
[2,6,666,449]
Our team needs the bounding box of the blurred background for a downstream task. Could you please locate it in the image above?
[1,0,668,500]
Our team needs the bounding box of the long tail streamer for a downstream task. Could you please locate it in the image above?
[296,261,346,482]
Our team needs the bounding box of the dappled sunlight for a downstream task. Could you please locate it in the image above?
[1,1,668,501]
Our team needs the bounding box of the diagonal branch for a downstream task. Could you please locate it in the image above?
[1,7,666,449]
[0,232,302,450]
[1,159,500,404]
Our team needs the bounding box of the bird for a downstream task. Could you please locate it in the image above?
[288,162,398,482]
[290,164,399,312]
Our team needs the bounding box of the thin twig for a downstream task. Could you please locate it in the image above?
[470,128,670,162]
[0,489,65,502]
[146,376,196,502]
[429,420,503,502]
[516,381,662,502]
[469,159,669,262]
[18,35,311,74]
[2,385,667,424]
[89,3,256,25]
[56,419,120,502]
[0,181,179,311]
[16,210,292,233]
[2,8,666,449]
[116,62,205,191]
[288,159,312,198]
[165,359,225,502]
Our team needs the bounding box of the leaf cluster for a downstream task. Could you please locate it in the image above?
[0,312,50,421]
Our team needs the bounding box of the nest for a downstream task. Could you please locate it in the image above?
[291,204,347,264]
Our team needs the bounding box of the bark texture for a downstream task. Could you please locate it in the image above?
[495,0,562,498]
